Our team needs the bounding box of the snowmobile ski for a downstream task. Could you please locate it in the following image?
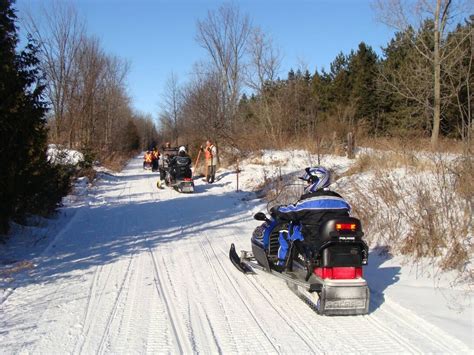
[229,244,254,273]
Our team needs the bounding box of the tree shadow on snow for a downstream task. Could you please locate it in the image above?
[5,191,254,291]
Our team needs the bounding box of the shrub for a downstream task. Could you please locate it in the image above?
[343,153,472,274]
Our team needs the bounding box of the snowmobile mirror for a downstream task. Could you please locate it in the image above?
[253,212,267,221]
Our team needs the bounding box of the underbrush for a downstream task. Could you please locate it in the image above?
[342,154,473,276]
[344,151,434,175]
[100,150,138,172]
[358,136,469,154]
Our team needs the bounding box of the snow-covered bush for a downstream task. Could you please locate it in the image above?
[47,144,84,166]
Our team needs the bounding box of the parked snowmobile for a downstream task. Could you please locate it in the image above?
[157,145,194,193]
[229,212,369,316]
[163,170,194,193]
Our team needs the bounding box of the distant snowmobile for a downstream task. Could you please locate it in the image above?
[157,145,194,193]
[229,212,369,316]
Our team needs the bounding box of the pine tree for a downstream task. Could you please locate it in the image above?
[0,0,69,234]
[328,52,351,107]
[348,42,380,131]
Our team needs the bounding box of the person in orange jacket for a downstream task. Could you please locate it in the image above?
[145,151,153,163]
[152,147,160,171]
[202,139,217,183]
[143,151,153,169]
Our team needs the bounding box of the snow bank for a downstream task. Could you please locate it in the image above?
[47,144,84,165]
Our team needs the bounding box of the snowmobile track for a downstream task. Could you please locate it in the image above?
[201,236,280,353]
[76,245,136,354]
[147,244,194,354]
[213,242,320,352]
[196,237,246,353]
[96,256,135,354]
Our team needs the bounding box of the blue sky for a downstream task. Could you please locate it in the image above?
[17,0,395,118]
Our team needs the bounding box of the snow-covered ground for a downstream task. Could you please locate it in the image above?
[0,152,472,353]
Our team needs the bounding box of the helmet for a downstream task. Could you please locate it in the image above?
[299,166,331,193]
[178,146,186,153]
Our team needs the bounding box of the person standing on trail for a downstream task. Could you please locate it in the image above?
[202,139,217,183]
[151,147,160,171]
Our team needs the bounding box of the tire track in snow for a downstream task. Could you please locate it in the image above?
[212,242,321,353]
[368,293,467,353]
[200,237,280,353]
[95,254,136,355]
[197,238,259,353]
[74,180,139,354]
[73,263,109,353]
[147,244,194,354]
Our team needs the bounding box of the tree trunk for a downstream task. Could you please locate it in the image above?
[431,0,442,151]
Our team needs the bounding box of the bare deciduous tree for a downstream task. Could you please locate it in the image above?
[196,3,252,129]
[246,27,282,92]
[23,0,84,142]
[373,0,473,149]
[159,73,183,145]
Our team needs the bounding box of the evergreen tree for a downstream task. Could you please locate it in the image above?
[348,42,380,130]
[311,69,332,112]
[287,69,295,81]
[328,52,351,107]
[0,0,70,234]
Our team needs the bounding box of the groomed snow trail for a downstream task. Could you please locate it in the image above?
[0,156,470,354]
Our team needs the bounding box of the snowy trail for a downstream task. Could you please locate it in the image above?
[0,155,470,354]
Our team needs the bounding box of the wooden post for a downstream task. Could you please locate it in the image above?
[236,159,240,192]
[193,149,202,178]
[347,132,355,159]
[316,135,321,165]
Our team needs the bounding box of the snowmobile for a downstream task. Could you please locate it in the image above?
[229,212,369,316]
[160,170,194,193]
[157,156,194,193]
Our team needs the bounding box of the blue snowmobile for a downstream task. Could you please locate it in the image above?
[229,212,370,316]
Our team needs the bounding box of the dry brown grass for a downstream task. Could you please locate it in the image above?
[77,167,97,182]
[452,156,474,202]
[101,151,138,172]
[0,260,34,277]
[358,136,468,154]
[344,151,433,176]
[345,154,472,273]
